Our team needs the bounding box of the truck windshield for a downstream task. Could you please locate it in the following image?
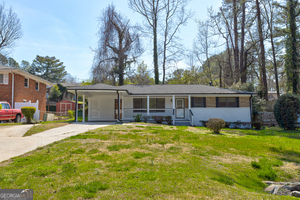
[0,103,10,109]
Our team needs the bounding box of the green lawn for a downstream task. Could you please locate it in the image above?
[23,123,69,137]
[0,124,299,199]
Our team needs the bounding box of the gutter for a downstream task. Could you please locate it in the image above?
[11,72,14,109]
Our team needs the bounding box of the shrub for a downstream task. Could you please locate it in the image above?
[152,116,164,124]
[0,104,2,111]
[274,93,300,130]
[21,107,36,124]
[165,116,172,125]
[206,118,225,133]
[142,115,148,122]
[67,110,74,118]
[133,113,142,122]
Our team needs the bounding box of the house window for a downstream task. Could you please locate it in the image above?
[0,74,3,84]
[24,78,29,88]
[217,97,239,107]
[150,98,165,112]
[36,82,39,91]
[191,97,206,107]
[133,98,147,112]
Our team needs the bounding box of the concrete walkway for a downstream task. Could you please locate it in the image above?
[0,122,114,162]
[0,125,36,137]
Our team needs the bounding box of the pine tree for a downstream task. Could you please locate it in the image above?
[31,55,67,83]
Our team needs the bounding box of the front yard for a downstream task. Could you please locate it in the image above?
[0,124,299,199]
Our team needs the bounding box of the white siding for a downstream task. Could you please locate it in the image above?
[191,107,251,126]
[88,94,117,121]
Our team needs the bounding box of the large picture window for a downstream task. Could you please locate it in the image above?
[191,97,206,107]
[217,97,239,107]
[150,98,165,112]
[133,98,147,112]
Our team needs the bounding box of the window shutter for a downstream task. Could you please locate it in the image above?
[3,73,8,84]
[216,97,219,107]
[191,97,194,107]
[236,97,239,107]
[203,97,206,108]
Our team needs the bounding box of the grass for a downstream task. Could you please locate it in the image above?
[0,124,299,199]
[23,123,68,137]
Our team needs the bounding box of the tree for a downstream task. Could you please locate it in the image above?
[20,60,31,72]
[92,4,142,86]
[161,0,193,84]
[8,57,19,68]
[31,55,67,83]
[127,62,154,84]
[129,0,166,84]
[0,53,7,65]
[0,2,22,53]
[49,84,62,102]
[64,73,78,83]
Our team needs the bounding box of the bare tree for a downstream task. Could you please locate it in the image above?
[0,2,22,53]
[92,4,143,86]
[161,0,193,84]
[64,73,78,83]
[129,0,166,84]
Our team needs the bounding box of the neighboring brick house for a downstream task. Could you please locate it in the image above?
[0,65,52,120]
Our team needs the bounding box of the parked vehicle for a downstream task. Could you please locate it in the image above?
[0,102,23,123]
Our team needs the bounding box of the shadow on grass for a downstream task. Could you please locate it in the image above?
[269,147,300,163]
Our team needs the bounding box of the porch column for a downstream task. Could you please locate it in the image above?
[147,95,150,116]
[75,90,78,122]
[172,95,175,125]
[121,93,124,120]
[188,95,191,120]
[117,91,120,122]
[82,95,85,122]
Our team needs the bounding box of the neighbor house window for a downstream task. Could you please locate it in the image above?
[133,98,147,112]
[191,97,206,107]
[36,82,39,91]
[150,98,165,112]
[217,97,239,107]
[24,78,29,88]
[0,74,3,84]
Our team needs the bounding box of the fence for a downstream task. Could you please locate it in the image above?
[15,100,40,122]
[265,101,276,112]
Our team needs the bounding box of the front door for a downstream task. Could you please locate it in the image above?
[175,98,185,118]
[91,100,100,119]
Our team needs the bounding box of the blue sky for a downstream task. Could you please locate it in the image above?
[4,0,222,81]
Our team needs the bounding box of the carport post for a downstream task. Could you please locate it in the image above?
[117,91,120,122]
[82,95,85,122]
[173,95,175,125]
[75,90,78,122]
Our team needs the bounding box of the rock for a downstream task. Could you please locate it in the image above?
[292,191,300,197]
[292,185,300,191]
[265,184,283,195]
[236,124,245,129]
[229,123,236,129]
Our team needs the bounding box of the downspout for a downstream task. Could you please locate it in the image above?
[11,72,14,109]
[249,94,253,128]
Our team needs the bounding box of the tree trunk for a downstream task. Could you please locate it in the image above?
[233,0,239,83]
[270,19,280,97]
[256,0,268,100]
[154,19,159,84]
[240,0,246,83]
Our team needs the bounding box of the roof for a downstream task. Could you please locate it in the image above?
[58,83,80,87]
[0,65,52,86]
[68,83,255,95]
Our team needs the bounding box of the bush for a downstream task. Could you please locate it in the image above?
[274,93,300,130]
[206,118,225,133]
[21,107,36,124]
[67,110,74,118]
[152,116,164,124]
[165,116,172,125]
[0,104,2,110]
[133,114,142,122]
[142,115,148,122]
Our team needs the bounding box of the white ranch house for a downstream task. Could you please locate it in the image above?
[67,84,254,126]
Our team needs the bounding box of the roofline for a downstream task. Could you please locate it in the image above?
[0,68,52,86]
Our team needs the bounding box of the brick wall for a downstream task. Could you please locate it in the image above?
[239,97,250,107]
[206,97,216,107]
[0,73,47,120]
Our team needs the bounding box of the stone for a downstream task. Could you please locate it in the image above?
[265,184,283,195]
[292,185,300,191]
[229,123,236,129]
[292,191,300,197]
[236,124,245,129]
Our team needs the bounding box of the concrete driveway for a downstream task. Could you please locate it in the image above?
[0,124,36,137]
[0,122,114,162]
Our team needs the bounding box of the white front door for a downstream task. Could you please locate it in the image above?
[175,98,185,118]
[91,100,100,119]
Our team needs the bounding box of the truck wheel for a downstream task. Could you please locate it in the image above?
[15,114,21,123]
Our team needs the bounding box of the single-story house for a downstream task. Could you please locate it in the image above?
[67,84,254,126]
[0,65,52,120]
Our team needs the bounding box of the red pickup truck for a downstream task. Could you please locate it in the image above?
[0,102,23,123]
